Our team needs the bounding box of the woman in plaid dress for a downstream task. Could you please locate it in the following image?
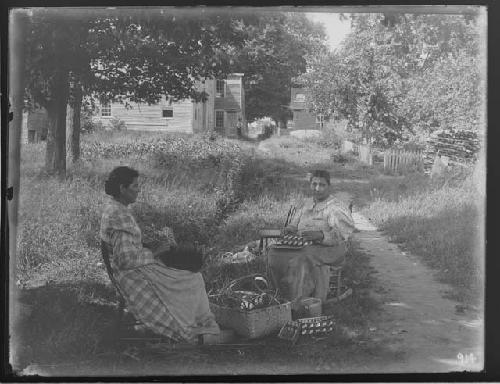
[100,166,220,344]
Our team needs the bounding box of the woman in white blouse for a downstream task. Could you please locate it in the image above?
[267,170,355,308]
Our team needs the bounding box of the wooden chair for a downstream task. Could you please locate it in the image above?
[100,241,164,341]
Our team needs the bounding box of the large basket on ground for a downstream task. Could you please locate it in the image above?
[209,301,292,339]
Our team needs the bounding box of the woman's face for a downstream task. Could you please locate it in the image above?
[120,177,140,205]
[310,176,330,202]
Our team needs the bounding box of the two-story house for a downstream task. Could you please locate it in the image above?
[192,73,245,137]
[93,73,245,137]
[288,86,326,131]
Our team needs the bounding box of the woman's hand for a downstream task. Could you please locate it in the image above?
[301,230,324,243]
[152,242,174,258]
[282,225,298,236]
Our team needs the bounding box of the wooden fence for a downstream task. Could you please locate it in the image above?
[384,149,424,174]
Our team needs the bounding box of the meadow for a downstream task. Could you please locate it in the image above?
[12,127,484,373]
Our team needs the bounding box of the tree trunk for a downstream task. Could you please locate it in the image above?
[71,87,82,162]
[66,103,74,161]
[45,69,69,178]
[66,85,82,163]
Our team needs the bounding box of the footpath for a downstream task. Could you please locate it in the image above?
[351,211,483,373]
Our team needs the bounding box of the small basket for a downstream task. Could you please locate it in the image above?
[209,301,292,339]
[297,315,335,335]
[278,321,301,344]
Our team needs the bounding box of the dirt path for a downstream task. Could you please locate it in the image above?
[351,211,483,373]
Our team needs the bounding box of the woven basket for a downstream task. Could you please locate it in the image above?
[210,301,292,339]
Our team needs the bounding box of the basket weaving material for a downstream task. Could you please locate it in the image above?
[209,301,292,339]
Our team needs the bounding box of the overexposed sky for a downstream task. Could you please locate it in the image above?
[306,12,351,50]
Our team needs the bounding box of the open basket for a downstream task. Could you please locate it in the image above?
[209,274,291,339]
[209,301,292,339]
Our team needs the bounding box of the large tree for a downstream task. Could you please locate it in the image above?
[300,12,482,147]
[231,12,327,126]
[24,8,243,176]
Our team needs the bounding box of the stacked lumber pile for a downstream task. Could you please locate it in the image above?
[423,129,481,171]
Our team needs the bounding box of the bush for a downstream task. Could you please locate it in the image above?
[81,108,104,135]
[81,118,104,135]
[312,128,343,149]
[109,117,127,131]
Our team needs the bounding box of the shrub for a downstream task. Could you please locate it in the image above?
[81,110,104,135]
[311,128,343,149]
[109,117,127,131]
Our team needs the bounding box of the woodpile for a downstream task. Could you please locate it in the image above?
[423,129,481,171]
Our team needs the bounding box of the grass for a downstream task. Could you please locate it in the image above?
[12,128,483,373]
[362,168,484,306]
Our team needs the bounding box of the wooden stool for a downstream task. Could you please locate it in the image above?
[328,265,343,300]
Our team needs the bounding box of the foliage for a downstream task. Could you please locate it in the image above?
[232,13,328,125]
[108,117,127,131]
[400,49,482,133]
[81,108,104,134]
[23,8,246,174]
[80,135,241,162]
[300,13,483,147]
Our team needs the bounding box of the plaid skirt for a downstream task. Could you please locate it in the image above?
[117,262,220,343]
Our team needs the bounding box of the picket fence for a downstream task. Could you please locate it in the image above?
[384,149,424,173]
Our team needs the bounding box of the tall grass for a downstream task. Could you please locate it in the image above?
[16,133,244,285]
[362,170,484,306]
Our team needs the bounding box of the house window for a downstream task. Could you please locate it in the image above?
[162,108,173,118]
[101,103,111,117]
[215,110,224,129]
[216,80,225,97]
[295,93,306,102]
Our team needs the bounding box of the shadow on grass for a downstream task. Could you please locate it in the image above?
[12,281,120,372]
[11,245,386,376]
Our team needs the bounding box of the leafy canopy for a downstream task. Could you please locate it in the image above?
[300,12,483,147]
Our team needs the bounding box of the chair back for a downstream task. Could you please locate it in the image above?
[100,240,126,306]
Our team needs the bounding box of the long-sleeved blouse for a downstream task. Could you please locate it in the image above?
[289,195,355,246]
[100,197,157,272]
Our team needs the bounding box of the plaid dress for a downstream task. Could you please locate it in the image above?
[100,198,219,342]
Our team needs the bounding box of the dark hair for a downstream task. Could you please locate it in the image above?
[104,166,139,198]
[309,169,331,185]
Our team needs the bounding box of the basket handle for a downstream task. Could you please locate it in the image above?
[224,273,269,294]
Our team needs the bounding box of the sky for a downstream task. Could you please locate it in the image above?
[306,12,352,50]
